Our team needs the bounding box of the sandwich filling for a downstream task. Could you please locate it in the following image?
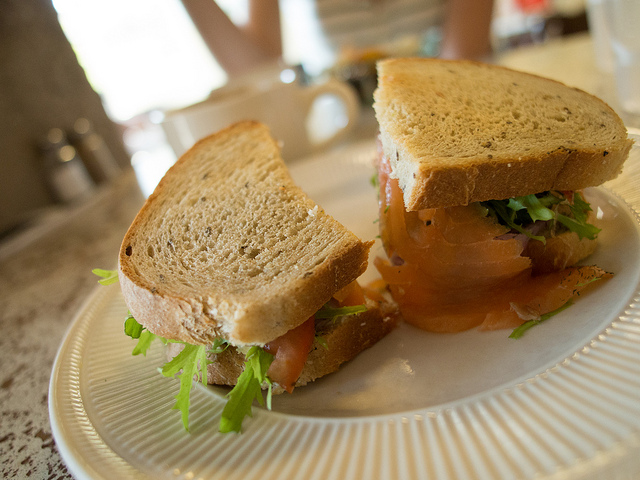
[212,280,368,396]
[95,268,371,433]
[374,152,612,334]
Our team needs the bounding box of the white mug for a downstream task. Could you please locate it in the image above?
[161,67,360,160]
[601,0,640,116]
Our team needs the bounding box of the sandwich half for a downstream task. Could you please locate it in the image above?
[372,58,633,334]
[117,121,397,432]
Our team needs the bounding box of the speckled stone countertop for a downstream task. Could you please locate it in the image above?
[0,171,144,479]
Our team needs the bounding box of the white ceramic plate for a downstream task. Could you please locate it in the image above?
[50,132,640,480]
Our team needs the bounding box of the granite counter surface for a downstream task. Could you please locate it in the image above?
[0,171,144,479]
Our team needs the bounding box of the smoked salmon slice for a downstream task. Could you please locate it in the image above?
[375,153,611,333]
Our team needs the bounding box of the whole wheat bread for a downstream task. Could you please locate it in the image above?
[119,121,372,346]
[374,58,633,210]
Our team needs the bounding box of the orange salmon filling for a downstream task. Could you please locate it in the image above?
[375,153,611,333]
[264,280,366,392]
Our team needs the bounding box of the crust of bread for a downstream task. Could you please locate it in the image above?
[165,297,400,392]
[524,230,598,275]
[297,296,398,387]
[374,58,633,210]
[119,121,372,346]
[522,207,599,273]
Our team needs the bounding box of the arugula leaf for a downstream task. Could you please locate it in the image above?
[569,191,592,224]
[123,313,158,356]
[92,268,119,285]
[124,312,219,430]
[515,194,555,222]
[484,191,600,243]
[556,214,601,240]
[485,199,546,243]
[315,304,368,319]
[219,346,274,433]
[315,335,329,351]
[209,338,229,355]
[509,301,573,339]
[132,330,158,356]
[95,266,275,432]
[124,313,144,338]
[161,343,209,431]
[557,192,600,240]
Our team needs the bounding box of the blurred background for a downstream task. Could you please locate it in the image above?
[0,0,596,243]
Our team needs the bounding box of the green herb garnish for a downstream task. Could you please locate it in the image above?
[508,194,557,222]
[161,343,209,431]
[132,330,159,356]
[315,335,329,350]
[486,198,546,243]
[555,214,601,240]
[509,300,574,339]
[92,268,119,285]
[483,191,600,244]
[124,312,269,433]
[556,192,600,239]
[370,172,379,189]
[209,338,229,355]
[124,313,159,356]
[219,346,274,433]
[315,304,368,319]
[94,268,285,433]
[122,310,208,430]
[124,312,143,338]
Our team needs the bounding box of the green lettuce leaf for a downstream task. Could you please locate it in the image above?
[124,313,218,432]
[509,194,556,222]
[92,268,119,285]
[123,314,205,429]
[315,304,368,319]
[485,198,546,243]
[124,313,143,338]
[209,338,229,355]
[556,192,600,240]
[569,191,591,223]
[556,214,601,240]
[483,191,600,243]
[94,267,276,433]
[315,335,329,351]
[131,331,158,356]
[161,343,209,431]
[219,346,274,433]
[123,313,157,356]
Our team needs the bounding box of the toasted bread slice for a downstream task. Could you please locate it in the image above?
[374,58,633,210]
[118,121,372,346]
[167,297,399,392]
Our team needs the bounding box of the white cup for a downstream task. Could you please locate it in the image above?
[586,0,615,73]
[601,0,640,115]
[160,66,360,160]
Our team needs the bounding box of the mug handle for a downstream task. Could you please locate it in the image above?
[299,78,361,152]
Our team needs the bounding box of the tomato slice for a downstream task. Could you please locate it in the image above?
[263,317,315,393]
